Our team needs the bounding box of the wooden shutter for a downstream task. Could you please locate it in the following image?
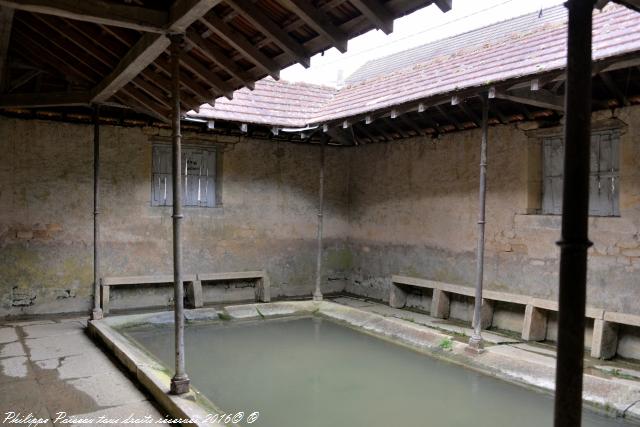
[542,137,564,215]
[152,145,172,206]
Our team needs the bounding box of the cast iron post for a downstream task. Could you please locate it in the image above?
[554,1,594,426]
[313,135,327,301]
[91,104,103,321]
[468,93,489,353]
[169,33,190,395]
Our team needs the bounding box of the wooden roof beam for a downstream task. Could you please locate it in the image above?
[224,0,311,68]
[0,0,168,33]
[278,0,348,53]
[0,91,90,107]
[493,88,564,111]
[200,12,280,80]
[435,0,453,13]
[600,73,630,106]
[435,105,464,130]
[349,0,393,35]
[186,28,255,90]
[180,54,234,100]
[91,0,219,103]
[0,6,13,92]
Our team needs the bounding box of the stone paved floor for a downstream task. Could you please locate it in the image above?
[0,316,163,426]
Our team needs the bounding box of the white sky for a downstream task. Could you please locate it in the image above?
[280,0,565,86]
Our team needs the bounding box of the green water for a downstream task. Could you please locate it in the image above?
[125,317,630,427]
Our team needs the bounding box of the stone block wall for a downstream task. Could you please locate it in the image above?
[0,118,351,316]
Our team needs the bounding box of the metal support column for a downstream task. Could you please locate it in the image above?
[91,104,103,321]
[468,93,489,353]
[313,135,327,301]
[554,1,594,426]
[169,33,190,395]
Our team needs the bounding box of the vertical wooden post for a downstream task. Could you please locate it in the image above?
[313,135,327,301]
[91,104,103,320]
[553,1,594,425]
[468,93,489,353]
[169,33,190,395]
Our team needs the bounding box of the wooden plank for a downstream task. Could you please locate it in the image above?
[200,13,280,79]
[0,0,168,33]
[349,0,393,34]
[225,0,310,68]
[0,6,13,92]
[92,0,220,104]
[279,0,348,53]
[197,271,265,281]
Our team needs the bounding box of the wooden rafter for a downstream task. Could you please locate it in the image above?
[349,0,393,35]
[435,105,464,130]
[12,27,94,84]
[278,0,348,53]
[0,91,89,107]
[0,6,13,92]
[224,0,310,68]
[600,73,630,106]
[0,0,168,33]
[494,88,564,111]
[91,0,219,104]
[200,12,280,79]
[457,101,480,127]
[186,28,255,90]
[179,53,234,100]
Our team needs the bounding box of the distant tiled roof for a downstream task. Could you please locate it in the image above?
[188,78,336,127]
[189,4,640,128]
[345,5,569,85]
[309,4,640,123]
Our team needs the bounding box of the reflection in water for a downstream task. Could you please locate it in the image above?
[126,317,629,427]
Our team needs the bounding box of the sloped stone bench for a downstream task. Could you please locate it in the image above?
[101,271,270,314]
[389,275,622,359]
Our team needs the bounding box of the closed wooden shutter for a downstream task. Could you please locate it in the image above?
[541,129,620,217]
[152,145,217,208]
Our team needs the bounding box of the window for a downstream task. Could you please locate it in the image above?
[542,129,620,217]
[151,144,218,207]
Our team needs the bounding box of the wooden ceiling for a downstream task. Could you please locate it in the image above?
[0,0,451,121]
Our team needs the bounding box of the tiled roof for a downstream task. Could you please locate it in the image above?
[189,4,640,128]
[345,5,569,85]
[188,78,336,127]
[309,4,640,123]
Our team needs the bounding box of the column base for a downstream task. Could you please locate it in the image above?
[466,334,485,354]
[312,292,323,302]
[170,375,190,395]
[91,308,103,320]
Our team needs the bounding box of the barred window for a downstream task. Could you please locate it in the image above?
[542,129,620,217]
[151,145,217,208]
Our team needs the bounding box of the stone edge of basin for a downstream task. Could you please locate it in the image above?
[87,301,640,426]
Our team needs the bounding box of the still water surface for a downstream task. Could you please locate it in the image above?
[125,317,631,427]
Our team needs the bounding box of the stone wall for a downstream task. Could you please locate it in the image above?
[345,106,640,357]
[0,118,351,316]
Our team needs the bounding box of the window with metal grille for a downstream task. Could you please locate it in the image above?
[542,129,620,217]
[151,144,217,207]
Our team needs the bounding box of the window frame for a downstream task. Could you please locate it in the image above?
[150,141,223,208]
[525,118,626,218]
